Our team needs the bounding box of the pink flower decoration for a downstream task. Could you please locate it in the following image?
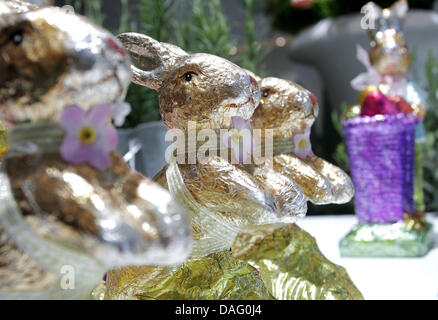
[222,116,253,163]
[294,127,313,159]
[60,105,118,170]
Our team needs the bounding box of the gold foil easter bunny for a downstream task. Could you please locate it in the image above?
[117,32,308,258]
[251,76,354,205]
[352,0,427,213]
[104,33,363,300]
[0,2,191,299]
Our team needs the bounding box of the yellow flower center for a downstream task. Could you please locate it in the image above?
[231,129,243,143]
[298,138,308,149]
[78,127,97,144]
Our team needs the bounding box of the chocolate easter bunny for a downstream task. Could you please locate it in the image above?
[251,76,354,205]
[117,32,307,258]
[354,0,427,214]
[364,0,410,78]
[0,3,191,299]
[105,33,363,300]
[354,0,424,104]
[338,0,433,258]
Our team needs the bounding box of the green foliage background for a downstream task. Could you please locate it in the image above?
[422,51,438,211]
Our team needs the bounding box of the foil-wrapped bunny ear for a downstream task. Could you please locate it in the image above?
[362,1,382,38]
[245,69,262,83]
[363,0,408,39]
[0,0,37,16]
[117,32,188,90]
[390,0,408,19]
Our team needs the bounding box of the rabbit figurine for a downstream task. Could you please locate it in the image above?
[117,32,307,258]
[105,33,363,300]
[353,0,427,214]
[0,3,191,299]
[251,76,354,205]
[337,0,433,258]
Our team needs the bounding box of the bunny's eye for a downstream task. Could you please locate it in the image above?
[184,71,196,82]
[262,89,270,98]
[10,30,24,45]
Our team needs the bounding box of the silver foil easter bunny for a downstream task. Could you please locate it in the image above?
[0,2,191,299]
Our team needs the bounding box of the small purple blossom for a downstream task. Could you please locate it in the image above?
[222,116,253,163]
[294,127,313,159]
[60,105,118,170]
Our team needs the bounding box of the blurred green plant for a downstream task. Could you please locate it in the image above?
[330,103,350,172]
[63,0,105,25]
[61,0,265,128]
[239,0,264,74]
[422,51,438,211]
[266,0,434,34]
[174,0,234,58]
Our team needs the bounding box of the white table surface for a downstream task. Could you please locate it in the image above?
[295,214,438,300]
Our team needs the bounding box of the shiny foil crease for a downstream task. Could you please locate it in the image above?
[251,76,354,205]
[104,223,363,300]
[160,160,306,258]
[232,224,363,300]
[104,250,273,300]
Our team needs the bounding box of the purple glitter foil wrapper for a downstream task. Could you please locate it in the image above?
[343,114,418,223]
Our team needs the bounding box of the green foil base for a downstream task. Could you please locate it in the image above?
[339,221,435,257]
[104,251,273,300]
[233,224,364,300]
[103,224,363,300]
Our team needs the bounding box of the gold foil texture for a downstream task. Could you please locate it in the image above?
[232,224,364,300]
[119,33,308,258]
[105,223,363,300]
[252,76,354,204]
[0,6,131,124]
[105,251,272,300]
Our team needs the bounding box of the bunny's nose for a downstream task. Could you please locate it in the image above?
[308,92,319,118]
